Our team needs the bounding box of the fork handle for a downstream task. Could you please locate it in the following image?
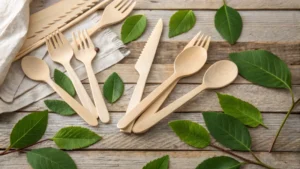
[63,63,98,118]
[86,63,110,123]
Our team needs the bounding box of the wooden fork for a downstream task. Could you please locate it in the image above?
[72,30,110,123]
[45,30,98,118]
[132,32,211,133]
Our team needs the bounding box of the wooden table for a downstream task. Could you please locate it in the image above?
[1,0,300,168]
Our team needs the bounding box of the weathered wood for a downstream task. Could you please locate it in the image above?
[30,0,300,11]
[121,42,300,65]
[0,112,299,152]
[82,64,300,84]
[21,84,300,112]
[1,150,300,169]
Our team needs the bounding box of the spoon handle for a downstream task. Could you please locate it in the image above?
[47,79,98,126]
[85,63,110,123]
[117,74,179,129]
[133,84,207,133]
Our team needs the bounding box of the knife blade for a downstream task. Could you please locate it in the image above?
[121,18,163,133]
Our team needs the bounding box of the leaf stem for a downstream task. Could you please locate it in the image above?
[0,139,51,156]
[210,144,274,169]
[269,97,300,152]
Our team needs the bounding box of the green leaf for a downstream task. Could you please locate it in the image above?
[27,148,77,169]
[103,72,124,103]
[10,111,48,149]
[169,120,210,149]
[54,69,76,97]
[121,15,147,44]
[52,126,101,150]
[217,93,266,128]
[44,100,76,116]
[229,50,292,90]
[143,155,169,169]
[203,112,251,151]
[214,2,243,44]
[196,156,242,169]
[169,10,196,38]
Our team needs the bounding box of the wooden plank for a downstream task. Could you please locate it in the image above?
[30,0,300,11]
[108,10,300,42]
[21,84,300,112]
[0,112,299,151]
[1,151,299,169]
[82,64,300,84]
[121,42,300,65]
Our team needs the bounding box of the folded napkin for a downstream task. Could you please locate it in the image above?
[0,12,130,114]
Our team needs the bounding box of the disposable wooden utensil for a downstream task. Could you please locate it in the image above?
[21,56,98,126]
[117,47,208,129]
[132,60,238,133]
[134,32,211,128]
[45,30,97,118]
[15,0,136,61]
[72,30,110,123]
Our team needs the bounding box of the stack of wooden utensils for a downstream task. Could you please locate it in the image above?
[20,0,238,133]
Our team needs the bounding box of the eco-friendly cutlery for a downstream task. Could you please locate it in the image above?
[134,32,211,128]
[21,56,98,126]
[121,19,164,133]
[117,47,208,129]
[72,30,110,123]
[133,60,238,133]
[15,0,136,61]
[45,31,97,118]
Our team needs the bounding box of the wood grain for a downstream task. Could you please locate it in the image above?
[21,84,300,112]
[0,112,299,152]
[1,151,300,169]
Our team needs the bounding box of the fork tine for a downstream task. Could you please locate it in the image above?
[120,0,133,13]
[79,30,88,49]
[57,30,69,45]
[45,36,54,52]
[111,0,123,7]
[77,32,83,50]
[195,34,204,46]
[84,30,95,49]
[183,32,201,50]
[72,32,79,52]
[203,36,211,50]
[51,33,59,48]
[200,36,208,47]
[54,31,63,47]
[116,0,128,10]
[122,1,136,16]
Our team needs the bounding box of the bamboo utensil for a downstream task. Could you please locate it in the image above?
[121,19,163,133]
[15,0,136,61]
[45,31,97,118]
[21,56,98,126]
[72,30,110,123]
[117,47,208,129]
[134,32,211,128]
[133,60,238,133]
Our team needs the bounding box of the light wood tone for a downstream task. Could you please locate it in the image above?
[122,19,163,133]
[133,60,238,133]
[1,151,300,169]
[1,112,300,151]
[20,56,98,126]
[14,0,112,61]
[45,31,98,118]
[133,32,212,132]
[117,47,208,129]
[73,30,110,123]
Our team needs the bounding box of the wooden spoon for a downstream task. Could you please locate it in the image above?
[21,56,98,126]
[117,47,208,129]
[132,60,238,133]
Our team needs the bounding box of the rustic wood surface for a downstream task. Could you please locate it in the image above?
[1,0,300,168]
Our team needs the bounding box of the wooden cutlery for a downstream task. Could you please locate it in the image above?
[121,19,164,133]
[72,30,110,123]
[132,60,238,133]
[117,47,208,129]
[45,30,98,118]
[21,56,98,126]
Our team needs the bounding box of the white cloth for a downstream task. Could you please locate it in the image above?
[0,0,31,85]
[0,7,129,114]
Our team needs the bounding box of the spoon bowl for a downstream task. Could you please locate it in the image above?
[21,56,50,82]
[174,47,207,77]
[203,60,238,89]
